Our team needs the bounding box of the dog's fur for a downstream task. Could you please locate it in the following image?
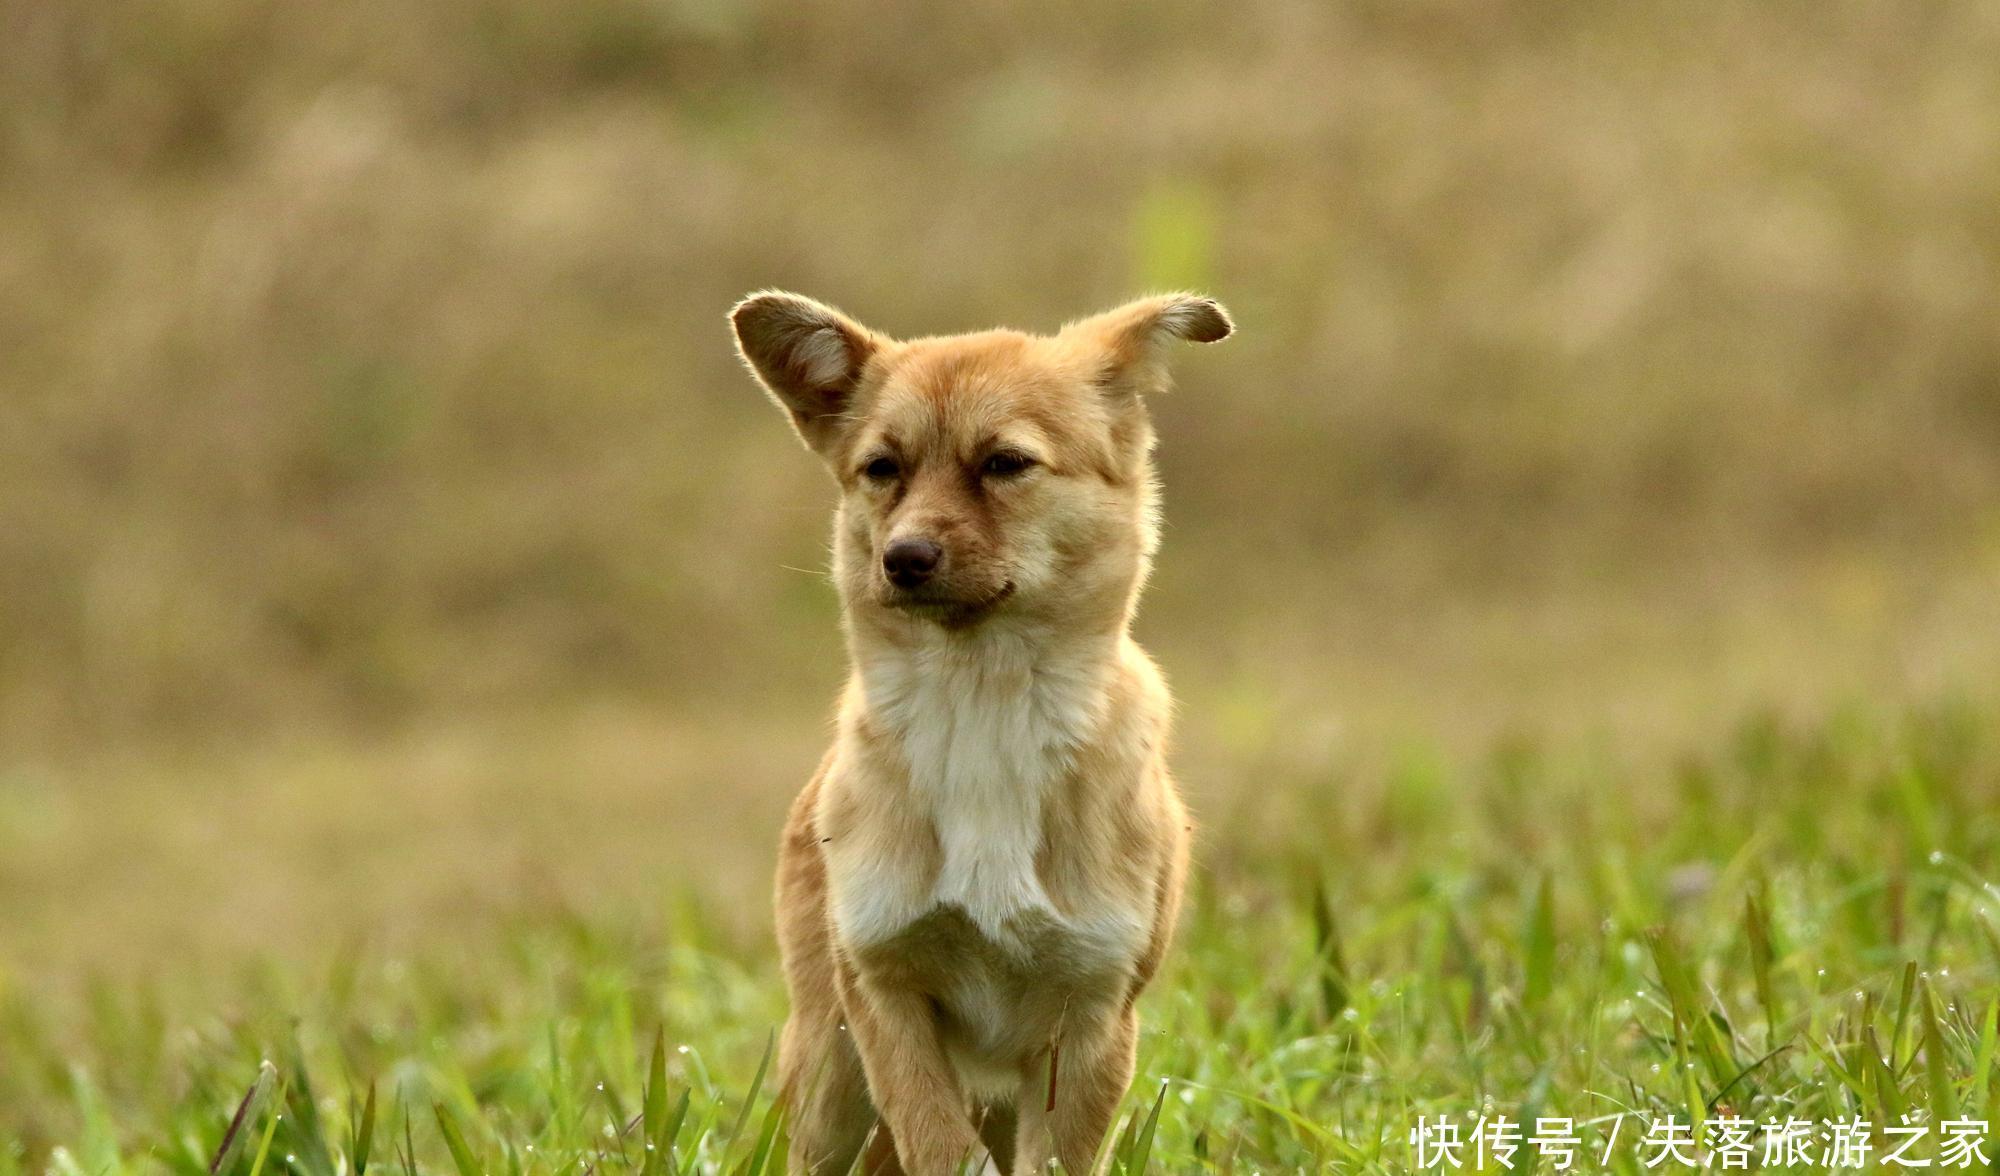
[730,290,1230,1175]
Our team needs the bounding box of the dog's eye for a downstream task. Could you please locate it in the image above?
[862,456,901,481]
[981,451,1035,478]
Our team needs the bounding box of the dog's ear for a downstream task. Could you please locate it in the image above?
[1064,293,1232,389]
[730,291,883,454]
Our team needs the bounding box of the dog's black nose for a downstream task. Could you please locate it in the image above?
[882,538,941,588]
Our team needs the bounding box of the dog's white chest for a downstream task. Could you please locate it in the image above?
[903,661,1066,928]
[836,639,1105,946]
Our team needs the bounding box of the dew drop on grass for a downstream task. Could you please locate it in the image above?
[286,1157,296,1165]
[1929,850,1945,865]
[677,1044,691,1053]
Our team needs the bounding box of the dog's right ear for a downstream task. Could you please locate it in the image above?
[730,291,881,454]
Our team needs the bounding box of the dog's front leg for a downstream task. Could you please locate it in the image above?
[836,960,983,1174]
[1011,1006,1137,1175]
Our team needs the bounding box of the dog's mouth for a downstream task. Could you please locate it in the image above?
[885,581,1017,629]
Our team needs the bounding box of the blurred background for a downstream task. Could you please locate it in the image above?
[2,0,1997,979]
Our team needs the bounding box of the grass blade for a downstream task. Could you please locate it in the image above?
[352,1082,377,1176]
[1805,1036,1869,1104]
[1523,872,1555,1013]
[1918,980,1959,1121]
[1646,927,1735,1092]
[643,1030,668,1176]
[246,1077,290,1176]
[1167,1079,1366,1163]
[1127,1079,1168,1174]
[1309,879,1350,1020]
[1110,1105,1141,1175]
[734,1094,785,1176]
[209,1063,278,1176]
[1670,1008,1706,1129]
[1889,960,1917,1066]
[1969,999,1997,1113]
[723,1031,776,1161]
[1743,891,1779,1037]
[280,1036,336,1176]
[661,1088,691,1176]
[398,1101,416,1176]
[1861,1024,1905,1122]
[434,1103,482,1176]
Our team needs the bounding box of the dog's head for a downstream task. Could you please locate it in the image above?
[731,292,1230,634]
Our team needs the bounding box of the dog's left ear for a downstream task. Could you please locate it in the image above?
[1064,293,1232,387]
[730,290,883,454]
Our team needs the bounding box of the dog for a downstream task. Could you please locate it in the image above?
[729,290,1230,1174]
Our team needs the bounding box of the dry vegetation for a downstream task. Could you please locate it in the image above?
[6,0,1998,756]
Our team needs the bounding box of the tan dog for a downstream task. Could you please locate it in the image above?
[730,290,1230,1175]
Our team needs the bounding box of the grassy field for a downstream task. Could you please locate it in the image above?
[6,701,1998,1172]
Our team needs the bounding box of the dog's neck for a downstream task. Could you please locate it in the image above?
[851,614,1122,758]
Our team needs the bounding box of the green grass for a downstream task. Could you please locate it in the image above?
[5,702,1999,1173]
